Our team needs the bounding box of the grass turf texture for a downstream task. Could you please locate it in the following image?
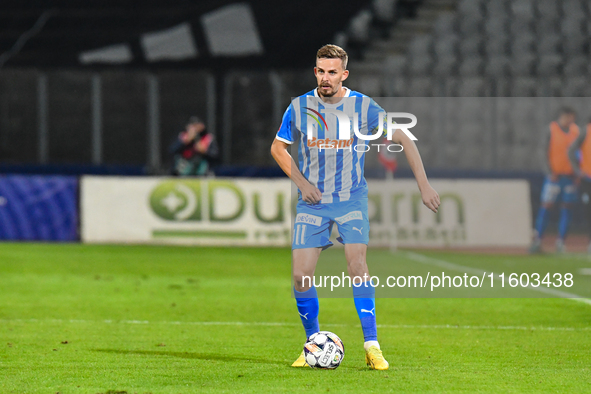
[0,244,590,393]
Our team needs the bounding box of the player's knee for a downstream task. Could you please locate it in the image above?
[346,258,368,278]
[293,272,314,291]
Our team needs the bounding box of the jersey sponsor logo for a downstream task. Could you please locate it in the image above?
[304,107,328,131]
[307,136,354,150]
[335,210,363,225]
[295,213,322,226]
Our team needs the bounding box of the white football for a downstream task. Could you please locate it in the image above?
[303,331,345,369]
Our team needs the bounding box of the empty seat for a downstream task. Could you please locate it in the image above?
[384,54,407,75]
[372,0,397,23]
[536,0,560,20]
[434,34,459,59]
[348,9,373,42]
[485,55,510,76]
[562,1,586,21]
[434,12,457,36]
[510,33,536,55]
[563,38,587,57]
[510,19,533,36]
[459,58,484,76]
[511,0,535,20]
[384,76,407,97]
[563,76,590,96]
[485,0,509,17]
[510,54,536,76]
[537,54,563,76]
[407,77,433,96]
[485,36,509,57]
[408,35,432,57]
[491,78,511,96]
[537,34,561,55]
[457,0,484,17]
[511,77,537,96]
[408,54,432,75]
[459,17,482,37]
[433,56,458,76]
[457,77,487,96]
[459,37,483,57]
[536,18,559,36]
[537,77,564,96]
[563,56,587,77]
[484,17,508,36]
[561,19,585,37]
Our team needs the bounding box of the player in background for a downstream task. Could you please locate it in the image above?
[530,107,578,254]
[568,119,591,253]
[270,44,440,370]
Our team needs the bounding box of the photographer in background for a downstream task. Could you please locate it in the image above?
[169,116,219,176]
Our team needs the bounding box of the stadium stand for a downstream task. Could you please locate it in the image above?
[1,0,590,174]
[357,0,591,97]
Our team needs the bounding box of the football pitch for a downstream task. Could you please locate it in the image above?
[1,244,590,393]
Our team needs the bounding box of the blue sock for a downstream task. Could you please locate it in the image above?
[353,280,377,342]
[558,207,572,240]
[535,207,550,238]
[294,287,319,339]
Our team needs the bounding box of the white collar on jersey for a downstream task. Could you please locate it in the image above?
[313,86,351,107]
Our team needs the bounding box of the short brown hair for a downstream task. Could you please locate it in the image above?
[316,44,348,69]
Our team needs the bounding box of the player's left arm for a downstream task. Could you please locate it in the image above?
[568,129,586,177]
[391,130,440,213]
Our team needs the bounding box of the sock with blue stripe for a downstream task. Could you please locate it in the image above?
[535,206,550,238]
[353,280,377,342]
[294,286,319,339]
[558,207,572,240]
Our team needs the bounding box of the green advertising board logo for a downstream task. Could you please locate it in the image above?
[150,180,247,222]
[150,180,203,221]
[149,180,289,241]
[149,180,285,223]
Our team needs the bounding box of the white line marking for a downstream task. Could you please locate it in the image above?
[405,251,591,306]
[0,319,589,331]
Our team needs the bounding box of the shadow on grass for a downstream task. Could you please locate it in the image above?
[93,349,372,371]
[93,348,287,366]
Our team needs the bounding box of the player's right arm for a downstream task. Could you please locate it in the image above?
[271,106,322,204]
[540,127,554,180]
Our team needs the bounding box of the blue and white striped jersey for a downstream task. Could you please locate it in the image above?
[276,87,386,204]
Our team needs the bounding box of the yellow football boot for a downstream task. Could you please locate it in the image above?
[365,346,389,370]
[291,350,311,367]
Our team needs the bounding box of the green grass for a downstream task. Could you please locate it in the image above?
[0,244,590,393]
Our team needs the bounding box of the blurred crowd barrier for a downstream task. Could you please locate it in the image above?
[3,68,590,174]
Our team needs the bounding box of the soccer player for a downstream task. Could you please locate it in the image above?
[270,44,440,370]
[530,107,578,254]
[568,119,591,253]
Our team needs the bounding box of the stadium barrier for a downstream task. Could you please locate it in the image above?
[0,175,79,241]
[80,176,531,248]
